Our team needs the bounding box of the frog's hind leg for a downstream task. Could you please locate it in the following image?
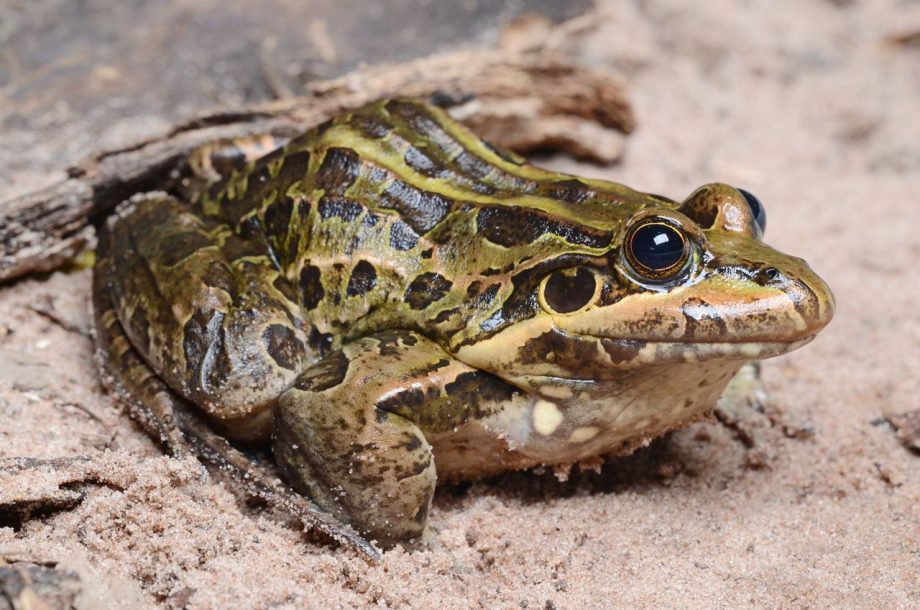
[714,362,815,453]
[94,269,379,559]
[93,201,379,560]
[101,192,314,442]
[178,134,291,201]
[274,330,518,550]
[93,221,191,456]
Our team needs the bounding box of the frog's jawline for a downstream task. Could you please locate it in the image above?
[534,335,817,378]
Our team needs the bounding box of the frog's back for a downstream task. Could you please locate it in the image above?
[195,99,663,347]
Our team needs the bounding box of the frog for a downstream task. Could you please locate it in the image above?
[92,98,834,554]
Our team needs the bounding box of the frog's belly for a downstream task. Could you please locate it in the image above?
[430,360,744,481]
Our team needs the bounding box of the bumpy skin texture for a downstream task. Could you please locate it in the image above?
[94,99,835,550]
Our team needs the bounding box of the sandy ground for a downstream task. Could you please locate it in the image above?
[1,0,918,608]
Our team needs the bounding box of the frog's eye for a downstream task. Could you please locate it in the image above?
[738,188,767,234]
[624,219,691,281]
[540,267,598,314]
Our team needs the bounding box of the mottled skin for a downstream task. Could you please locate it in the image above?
[93,99,834,551]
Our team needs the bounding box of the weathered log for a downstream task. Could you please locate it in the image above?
[0,50,633,283]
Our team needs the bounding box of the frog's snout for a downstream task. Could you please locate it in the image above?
[769,258,835,341]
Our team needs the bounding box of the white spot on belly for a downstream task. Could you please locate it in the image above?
[533,400,563,436]
[569,426,599,442]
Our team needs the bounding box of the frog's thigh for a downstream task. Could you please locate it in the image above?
[104,193,309,439]
[274,331,481,549]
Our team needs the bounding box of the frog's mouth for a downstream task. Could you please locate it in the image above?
[506,335,815,387]
[501,333,818,385]
[454,319,820,383]
[592,334,818,367]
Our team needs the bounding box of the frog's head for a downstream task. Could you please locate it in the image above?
[453,183,835,384]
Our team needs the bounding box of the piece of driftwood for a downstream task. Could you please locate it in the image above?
[0,49,633,284]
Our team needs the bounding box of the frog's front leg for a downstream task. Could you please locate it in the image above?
[715,362,815,452]
[274,330,505,549]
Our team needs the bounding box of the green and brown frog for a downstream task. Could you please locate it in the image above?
[93,99,834,553]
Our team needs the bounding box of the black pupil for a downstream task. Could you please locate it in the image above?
[543,267,596,314]
[630,223,685,272]
[738,188,767,233]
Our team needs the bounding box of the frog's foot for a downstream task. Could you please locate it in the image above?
[179,134,291,199]
[171,401,381,561]
[713,363,814,467]
[275,330,488,550]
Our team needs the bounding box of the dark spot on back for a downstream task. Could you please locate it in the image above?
[386,100,443,140]
[476,206,611,249]
[433,308,458,323]
[262,324,304,370]
[272,274,300,304]
[390,220,419,251]
[209,146,247,177]
[404,272,452,310]
[246,164,273,203]
[380,179,452,234]
[275,150,311,187]
[297,198,311,218]
[401,434,423,451]
[263,195,294,240]
[477,283,501,307]
[198,260,240,301]
[347,260,378,297]
[318,196,363,222]
[404,146,442,178]
[300,265,324,310]
[349,114,391,138]
[544,179,593,205]
[453,151,493,180]
[307,325,335,356]
[316,147,361,196]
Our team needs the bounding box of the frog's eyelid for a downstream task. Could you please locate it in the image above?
[737,188,767,235]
